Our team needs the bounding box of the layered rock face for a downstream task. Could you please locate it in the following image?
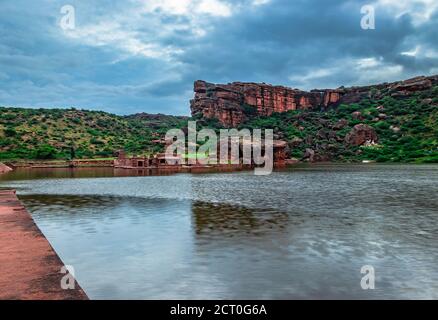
[190,75,438,127]
[190,80,338,127]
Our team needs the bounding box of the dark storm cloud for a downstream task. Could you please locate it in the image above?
[0,0,437,115]
[178,0,419,87]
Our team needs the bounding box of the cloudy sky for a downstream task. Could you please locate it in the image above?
[0,0,437,115]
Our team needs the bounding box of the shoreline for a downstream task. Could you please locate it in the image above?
[0,189,88,300]
[3,159,437,168]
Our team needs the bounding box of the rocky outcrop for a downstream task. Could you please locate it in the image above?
[345,124,378,146]
[190,75,438,127]
[390,76,433,93]
[333,119,348,130]
[0,163,12,175]
[190,80,343,127]
[302,148,316,162]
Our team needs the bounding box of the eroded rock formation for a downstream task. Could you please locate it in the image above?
[0,163,12,175]
[345,124,378,146]
[190,75,438,127]
[190,80,341,127]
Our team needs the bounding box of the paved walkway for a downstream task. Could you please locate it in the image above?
[0,189,88,299]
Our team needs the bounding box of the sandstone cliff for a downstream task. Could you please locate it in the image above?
[190,80,330,127]
[190,75,438,127]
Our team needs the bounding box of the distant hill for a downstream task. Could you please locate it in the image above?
[0,107,187,160]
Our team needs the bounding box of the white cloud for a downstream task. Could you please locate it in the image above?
[61,0,238,60]
[140,0,232,17]
[355,63,403,84]
[356,57,382,69]
[251,0,271,6]
[374,0,438,25]
[63,21,181,60]
[288,67,333,83]
[197,0,232,16]
[401,46,420,57]
[144,0,193,15]
[348,57,404,85]
[289,57,405,90]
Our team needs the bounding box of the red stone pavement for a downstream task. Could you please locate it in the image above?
[0,189,88,300]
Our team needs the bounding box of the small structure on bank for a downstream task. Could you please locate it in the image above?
[273,140,287,167]
[114,150,183,169]
[114,140,287,169]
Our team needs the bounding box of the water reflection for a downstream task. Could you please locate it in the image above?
[1,164,437,299]
[20,194,291,237]
[192,202,289,237]
[0,166,247,182]
[0,167,183,181]
[0,167,115,181]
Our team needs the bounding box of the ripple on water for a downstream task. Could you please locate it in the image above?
[0,164,437,299]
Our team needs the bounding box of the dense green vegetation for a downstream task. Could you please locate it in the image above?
[0,85,437,163]
[242,85,438,163]
[0,107,187,160]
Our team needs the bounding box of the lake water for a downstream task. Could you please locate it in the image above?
[1,164,437,299]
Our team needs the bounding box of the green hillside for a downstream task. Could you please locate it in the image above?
[240,85,438,163]
[0,107,187,160]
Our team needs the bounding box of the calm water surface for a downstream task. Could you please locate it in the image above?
[1,164,437,299]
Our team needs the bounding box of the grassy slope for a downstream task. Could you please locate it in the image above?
[0,107,187,160]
